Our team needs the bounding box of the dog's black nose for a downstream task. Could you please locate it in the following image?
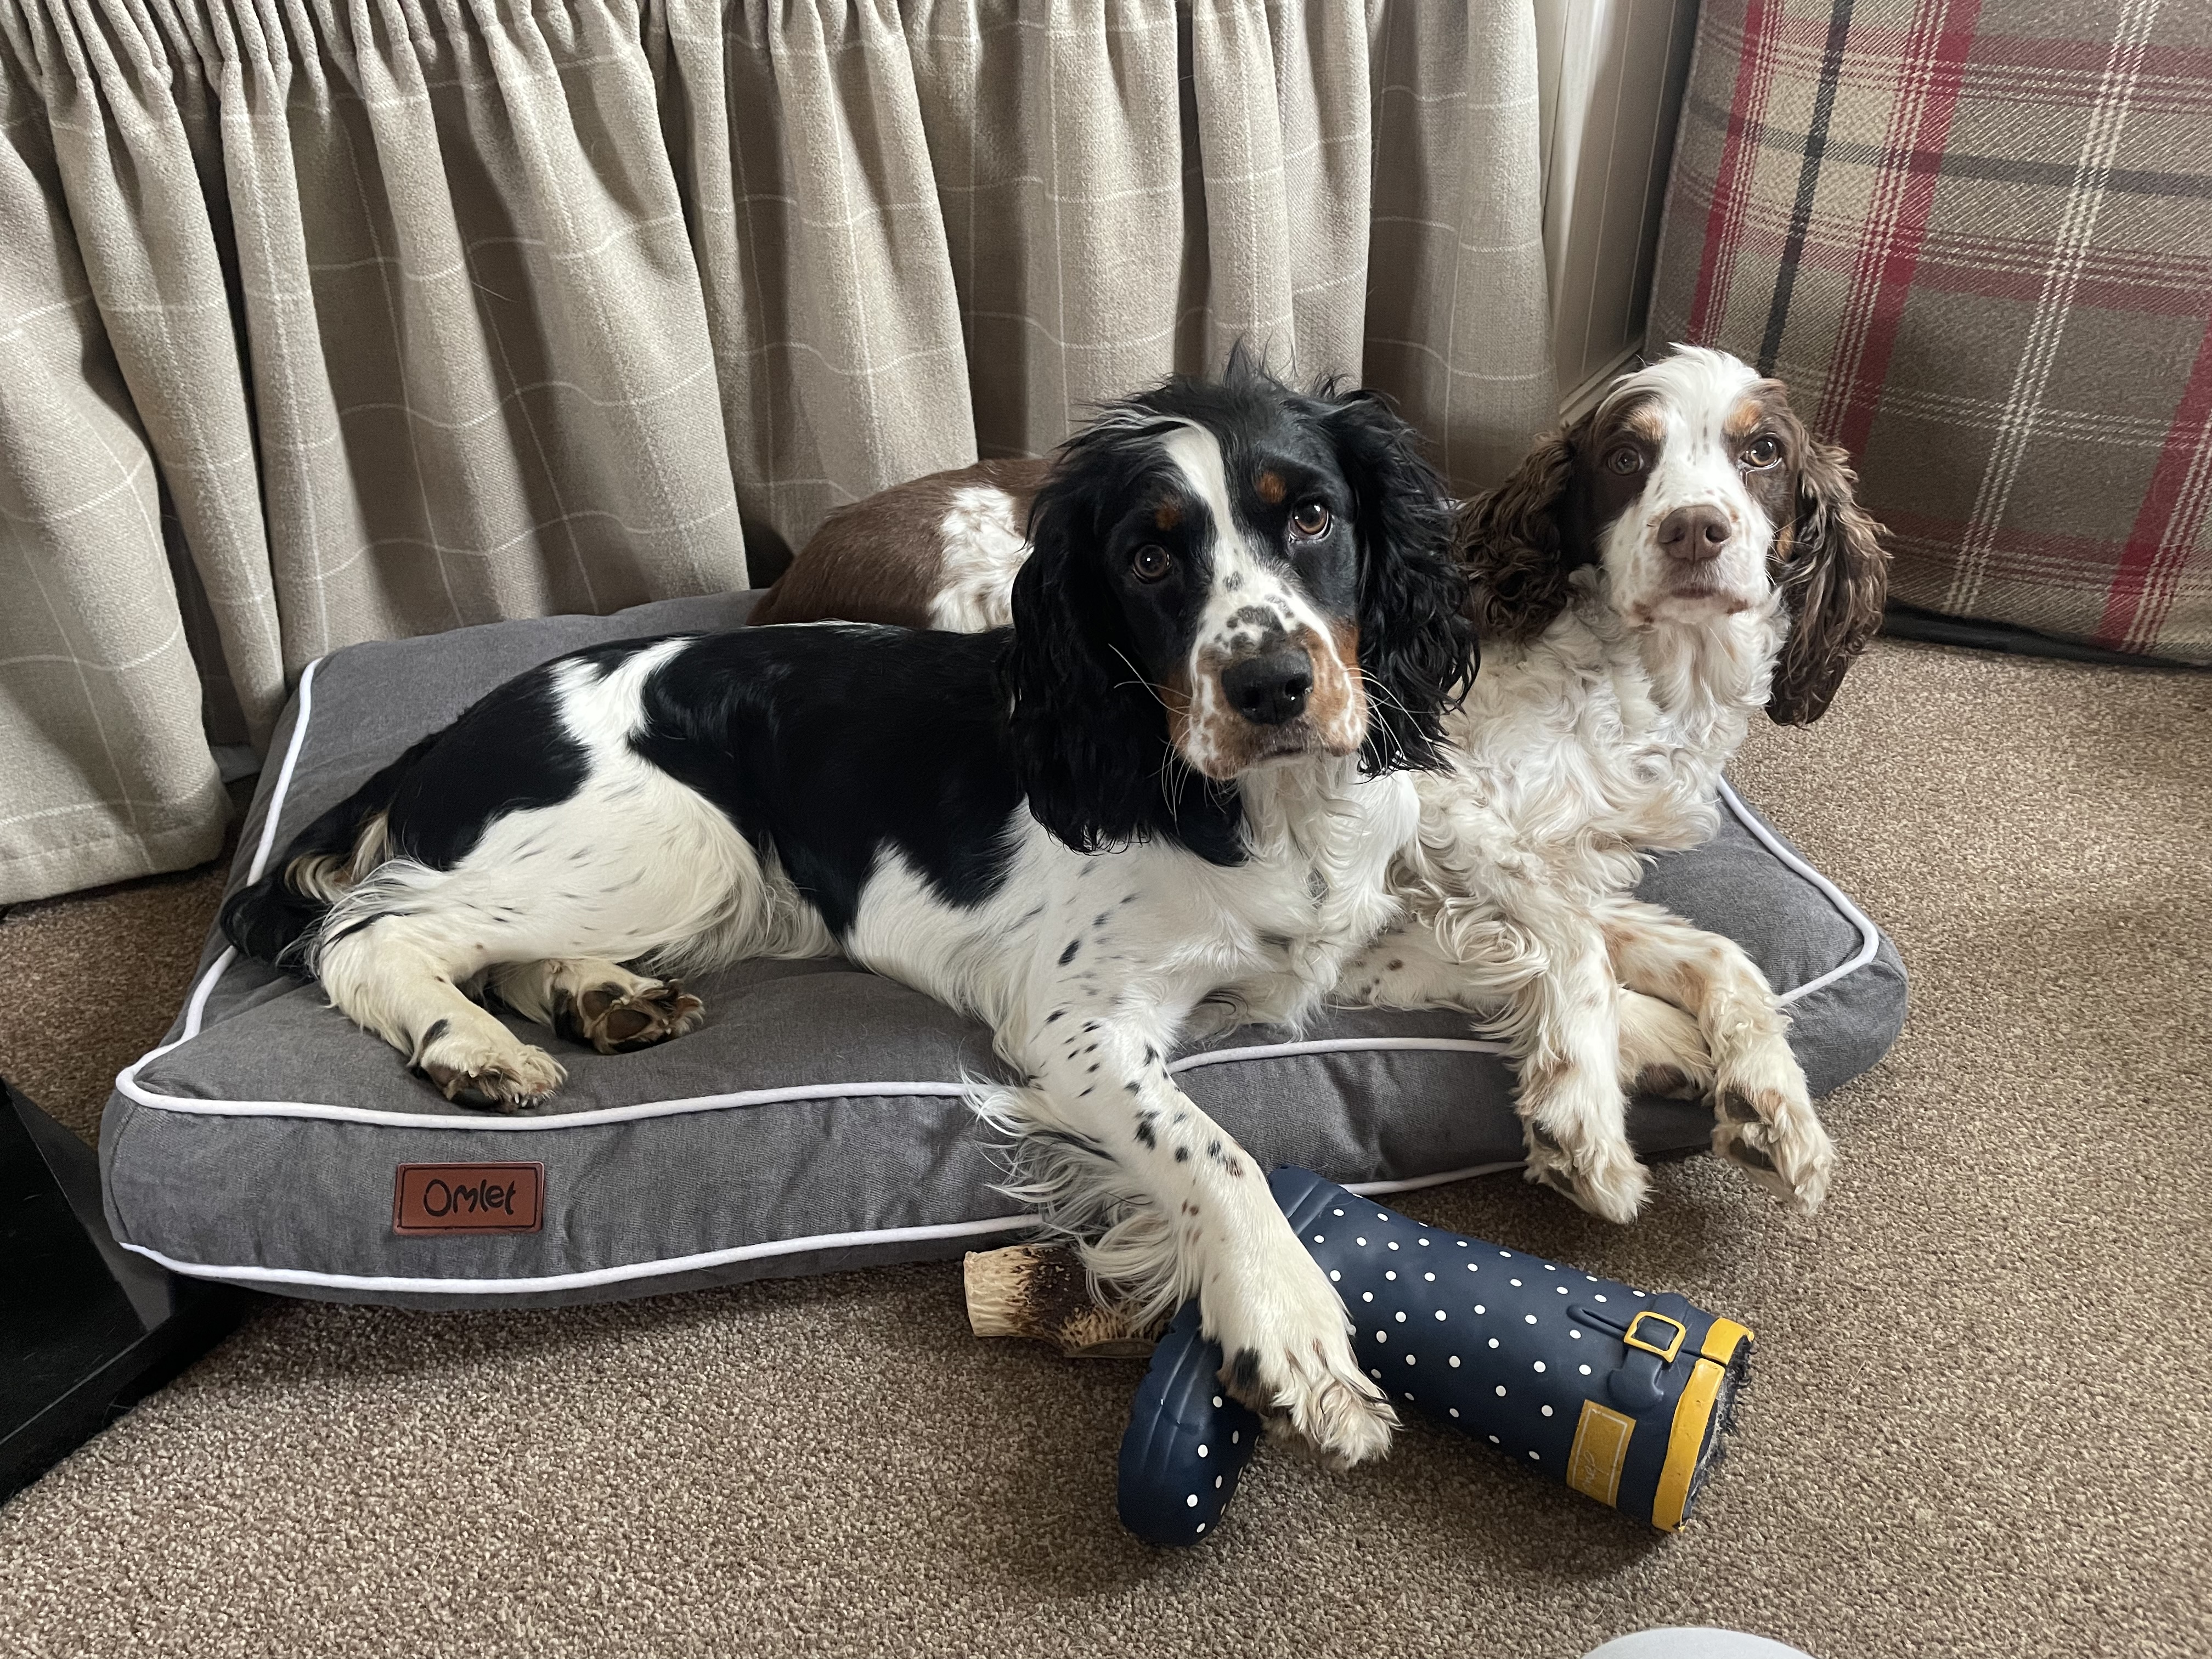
[1657,505,1732,562]
[1222,649,1313,726]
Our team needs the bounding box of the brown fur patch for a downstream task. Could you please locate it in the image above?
[1521,1054,1568,1094]
[1459,387,1662,644]
[749,456,1047,627]
[1254,470,1286,505]
[1663,959,1713,1014]
[1153,498,1183,531]
[1308,618,1367,754]
[1765,393,1891,725]
[1724,383,1787,448]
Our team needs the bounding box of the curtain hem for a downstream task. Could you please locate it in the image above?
[0,805,229,907]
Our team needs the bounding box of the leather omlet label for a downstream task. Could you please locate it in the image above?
[393,1163,544,1234]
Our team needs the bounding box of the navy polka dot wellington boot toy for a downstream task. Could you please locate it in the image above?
[1116,1168,1753,1544]
[1116,1301,1264,1547]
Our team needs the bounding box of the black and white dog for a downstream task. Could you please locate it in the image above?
[223,358,1474,1463]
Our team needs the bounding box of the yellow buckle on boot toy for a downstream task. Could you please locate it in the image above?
[1623,1311,1688,1364]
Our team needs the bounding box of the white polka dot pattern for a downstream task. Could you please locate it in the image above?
[1261,1166,1753,1534]
[1121,1169,1753,1547]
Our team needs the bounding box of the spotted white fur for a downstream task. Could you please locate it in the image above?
[296,421,1430,1466]
[1160,422,1366,776]
[1347,348,1836,1217]
[812,349,1850,1222]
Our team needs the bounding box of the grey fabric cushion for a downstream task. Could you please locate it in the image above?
[100,595,1908,1310]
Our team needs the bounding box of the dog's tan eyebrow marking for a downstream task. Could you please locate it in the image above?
[1725,380,1792,444]
[1724,399,1768,444]
[1255,469,1286,505]
[1620,402,1667,444]
[1153,498,1183,530]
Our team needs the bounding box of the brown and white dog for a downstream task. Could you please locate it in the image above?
[752,346,1889,1221]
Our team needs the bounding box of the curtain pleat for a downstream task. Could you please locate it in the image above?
[0,0,1552,904]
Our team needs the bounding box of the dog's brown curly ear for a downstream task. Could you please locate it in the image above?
[1459,424,1581,642]
[1769,435,1889,725]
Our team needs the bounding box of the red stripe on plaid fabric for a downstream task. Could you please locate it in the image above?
[1819,0,1984,453]
[1881,510,2135,578]
[1685,0,1785,343]
[1703,195,2212,293]
[2101,318,2212,652]
[1970,34,2212,87]
[1705,26,2212,114]
[1709,207,2212,314]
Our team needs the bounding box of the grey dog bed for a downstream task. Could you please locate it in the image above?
[99,594,1907,1311]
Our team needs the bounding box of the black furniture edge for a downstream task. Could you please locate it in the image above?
[2,1078,253,1504]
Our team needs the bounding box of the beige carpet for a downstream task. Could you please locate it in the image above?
[1,639,2206,1659]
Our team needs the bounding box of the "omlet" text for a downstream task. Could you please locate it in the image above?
[417,1177,518,1218]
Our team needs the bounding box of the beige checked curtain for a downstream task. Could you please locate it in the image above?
[0,0,1554,906]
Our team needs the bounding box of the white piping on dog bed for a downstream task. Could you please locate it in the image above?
[115,1156,1530,1297]
[1720,776,1882,1006]
[109,648,1883,1295]
[114,663,1881,1131]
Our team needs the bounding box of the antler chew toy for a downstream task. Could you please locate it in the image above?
[962,1243,1165,1357]
[966,1167,1753,1545]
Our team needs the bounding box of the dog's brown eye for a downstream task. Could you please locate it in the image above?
[1290,500,1331,538]
[1130,544,1173,583]
[1742,435,1782,469]
[1607,447,1643,476]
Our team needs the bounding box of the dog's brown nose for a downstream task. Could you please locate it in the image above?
[1656,505,1731,563]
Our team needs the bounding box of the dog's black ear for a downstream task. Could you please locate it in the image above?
[1315,386,1476,775]
[1769,430,1889,725]
[1459,419,1586,644]
[1001,436,1177,854]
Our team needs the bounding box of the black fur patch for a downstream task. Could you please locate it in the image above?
[221,653,597,966]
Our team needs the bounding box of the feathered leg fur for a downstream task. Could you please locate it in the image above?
[1599,898,1833,1210]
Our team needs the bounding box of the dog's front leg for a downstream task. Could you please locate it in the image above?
[1598,896,1834,1211]
[1341,901,1650,1222]
[997,1017,1398,1466]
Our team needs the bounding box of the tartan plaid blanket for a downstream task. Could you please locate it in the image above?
[1647,0,2212,664]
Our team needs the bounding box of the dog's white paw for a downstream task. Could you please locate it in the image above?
[419,1023,565,1112]
[1523,1116,1651,1223]
[1520,1064,1651,1223]
[1207,1254,1398,1468]
[1711,1037,1833,1212]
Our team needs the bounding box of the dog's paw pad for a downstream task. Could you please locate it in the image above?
[571,979,706,1054]
[1522,1125,1650,1224]
[1637,1064,1704,1100]
[1718,1086,1765,1123]
[1712,1106,1833,1213]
